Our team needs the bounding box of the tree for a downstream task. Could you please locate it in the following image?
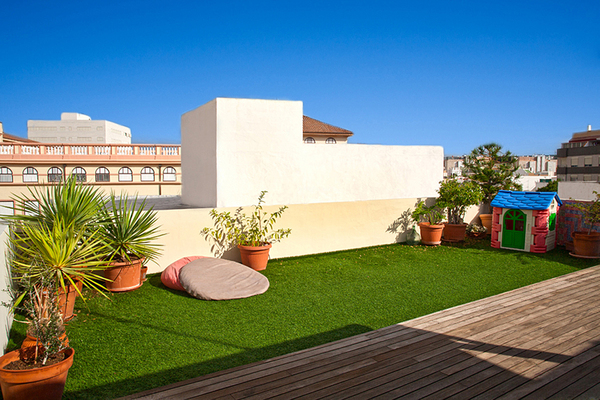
[462,143,521,212]
[536,180,559,192]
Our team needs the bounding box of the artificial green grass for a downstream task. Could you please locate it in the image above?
[7,239,599,399]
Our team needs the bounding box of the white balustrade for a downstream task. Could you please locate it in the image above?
[116,146,133,156]
[21,145,41,155]
[0,146,14,155]
[161,146,180,156]
[45,146,64,155]
[70,146,88,155]
[139,146,157,156]
[94,146,111,155]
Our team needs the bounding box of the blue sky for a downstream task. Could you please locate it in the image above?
[1,1,599,155]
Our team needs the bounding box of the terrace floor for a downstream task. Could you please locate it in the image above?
[121,265,600,399]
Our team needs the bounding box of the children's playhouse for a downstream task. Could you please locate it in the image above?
[490,190,562,253]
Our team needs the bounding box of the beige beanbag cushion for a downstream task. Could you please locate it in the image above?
[179,258,269,300]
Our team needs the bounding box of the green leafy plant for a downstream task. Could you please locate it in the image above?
[466,223,487,234]
[99,194,163,264]
[435,179,484,224]
[462,143,521,212]
[571,191,600,235]
[411,200,444,225]
[536,180,559,192]
[201,191,291,257]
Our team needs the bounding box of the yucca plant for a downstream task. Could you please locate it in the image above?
[99,194,163,264]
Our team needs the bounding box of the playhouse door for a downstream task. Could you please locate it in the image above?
[502,209,526,250]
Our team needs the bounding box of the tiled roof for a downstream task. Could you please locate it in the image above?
[491,190,562,211]
[0,132,37,143]
[303,116,353,136]
[570,129,600,142]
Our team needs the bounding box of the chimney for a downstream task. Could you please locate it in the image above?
[0,122,3,134]
[588,125,592,131]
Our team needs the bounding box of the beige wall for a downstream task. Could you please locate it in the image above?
[149,198,481,274]
[0,225,12,351]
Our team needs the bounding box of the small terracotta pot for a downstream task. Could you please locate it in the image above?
[572,232,600,258]
[21,333,69,350]
[57,283,79,321]
[480,214,493,236]
[443,223,468,242]
[238,244,272,271]
[418,223,444,246]
[0,348,74,400]
[104,258,144,292]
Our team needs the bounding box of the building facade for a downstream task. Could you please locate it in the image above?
[557,126,600,182]
[27,113,132,144]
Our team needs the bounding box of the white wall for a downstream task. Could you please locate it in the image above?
[181,98,444,208]
[28,116,132,144]
[558,181,600,201]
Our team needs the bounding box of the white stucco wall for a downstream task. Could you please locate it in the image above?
[28,115,131,144]
[181,98,443,208]
[558,181,600,201]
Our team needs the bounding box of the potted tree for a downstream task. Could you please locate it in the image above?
[99,194,163,292]
[411,201,444,246]
[0,275,74,400]
[435,179,484,242]
[462,143,521,233]
[201,191,291,270]
[4,177,112,320]
[571,191,600,258]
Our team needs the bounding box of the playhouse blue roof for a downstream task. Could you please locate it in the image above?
[490,190,563,210]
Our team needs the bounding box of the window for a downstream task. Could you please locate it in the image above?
[118,167,133,182]
[24,200,39,216]
[304,137,316,144]
[326,137,337,144]
[571,158,578,167]
[584,175,593,181]
[585,157,593,167]
[23,167,38,183]
[570,175,578,181]
[0,167,12,183]
[0,201,14,217]
[47,167,62,182]
[163,166,176,182]
[140,167,155,182]
[72,167,87,182]
[95,167,110,182]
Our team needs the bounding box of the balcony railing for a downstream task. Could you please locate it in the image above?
[0,143,181,160]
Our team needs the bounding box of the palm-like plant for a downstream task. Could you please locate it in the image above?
[99,194,163,264]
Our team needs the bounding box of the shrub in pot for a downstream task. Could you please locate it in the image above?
[411,201,444,246]
[201,191,291,270]
[435,179,484,242]
[99,194,163,291]
[0,275,74,400]
[570,191,600,258]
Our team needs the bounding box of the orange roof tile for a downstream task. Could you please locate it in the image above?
[303,116,353,136]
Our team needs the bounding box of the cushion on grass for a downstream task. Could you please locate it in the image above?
[161,256,205,291]
[179,258,269,300]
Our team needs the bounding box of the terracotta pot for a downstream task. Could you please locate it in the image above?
[479,214,493,236]
[0,348,74,400]
[140,266,148,284]
[418,223,444,246]
[238,244,272,271]
[468,231,487,239]
[443,223,467,242]
[21,333,69,350]
[572,232,600,258]
[104,258,144,292]
[57,283,79,321]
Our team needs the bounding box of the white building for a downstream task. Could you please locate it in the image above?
[27,113,131,144]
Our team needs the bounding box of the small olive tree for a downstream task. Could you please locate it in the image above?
[436,179,484,224]
[462,143,521,212]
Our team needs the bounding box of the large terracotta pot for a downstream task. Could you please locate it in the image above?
[104,258,144,292]
[238,244,272,271]
[0,348,74,400]
[418,223,444,246]
[443,223,467,242]
[57,283,79,321]
[571,232,600,258]
[479,214,493,236]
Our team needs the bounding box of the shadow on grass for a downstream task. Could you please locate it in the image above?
[63,324,373,400]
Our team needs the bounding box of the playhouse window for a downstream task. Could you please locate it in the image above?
[515,220,524,231]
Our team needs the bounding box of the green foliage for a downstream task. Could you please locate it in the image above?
[436,179,484,224]
[99,194,163,263]
[536,180,559,192]
[411,200,444,225]
[570,191,600,235]
[462,143,521,208]
[201,191,291,257]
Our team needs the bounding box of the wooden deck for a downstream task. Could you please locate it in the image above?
[122,266,600,399]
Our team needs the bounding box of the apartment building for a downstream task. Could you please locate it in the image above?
[28,113,132,144]
[557,125,600,182]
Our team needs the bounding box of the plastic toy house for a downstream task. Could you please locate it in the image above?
[490,190,562,253]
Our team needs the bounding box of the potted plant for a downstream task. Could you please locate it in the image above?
[411,200,444,246]
[201,191,291,270]
[570,191,600,258]
[4,177,112,320]
[435,179,484,242]
[462,143,521,233]
[466,223,487,239]
[99,194,163,292]
[0,275,74,400]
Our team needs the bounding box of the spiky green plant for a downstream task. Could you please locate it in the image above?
[99,194,163,263]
